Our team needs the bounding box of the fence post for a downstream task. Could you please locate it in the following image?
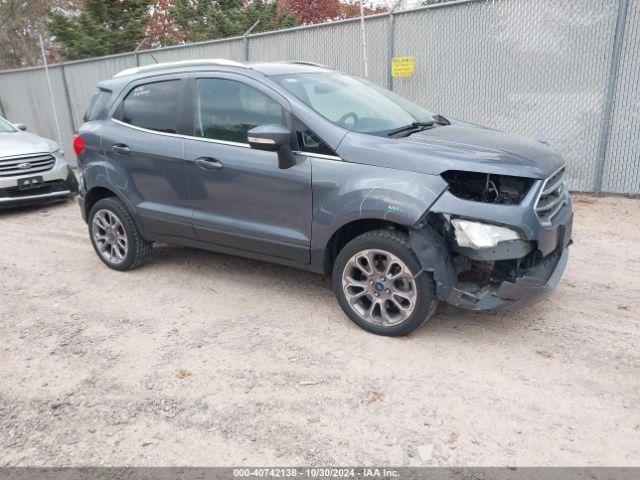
[244,19,261,62]
[594,0,630,196]
[359,1,369,77]
[387,2,402,91]
[387,10,395,90]
[60,63,76,133]
[133,38,148,67]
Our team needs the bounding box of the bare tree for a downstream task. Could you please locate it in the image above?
[0,0,77,69]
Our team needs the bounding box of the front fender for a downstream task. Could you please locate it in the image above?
[310,159,448,251]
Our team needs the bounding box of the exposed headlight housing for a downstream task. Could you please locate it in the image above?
[442,170,533,205]
[451,219,521,249]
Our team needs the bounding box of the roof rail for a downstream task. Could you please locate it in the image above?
[282,61,330,69]
[114,59,246,78]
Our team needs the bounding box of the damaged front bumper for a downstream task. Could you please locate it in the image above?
[409,187,573,311]
[446,246,570,310]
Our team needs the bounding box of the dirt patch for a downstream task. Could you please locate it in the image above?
[1,194,639,466]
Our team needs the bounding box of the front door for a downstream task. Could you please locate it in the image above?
[183,74,312,264]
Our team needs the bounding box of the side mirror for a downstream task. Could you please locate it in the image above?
[248,125,296,169]
[14,123,26,131]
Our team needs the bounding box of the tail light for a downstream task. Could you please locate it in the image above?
[72,134,85,156]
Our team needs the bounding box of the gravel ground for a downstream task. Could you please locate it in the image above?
[0,194,639,466]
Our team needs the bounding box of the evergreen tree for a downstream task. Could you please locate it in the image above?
[48,0,152,60]
[170,0,296,43]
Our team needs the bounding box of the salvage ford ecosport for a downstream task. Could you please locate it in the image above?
[75,60,572,336]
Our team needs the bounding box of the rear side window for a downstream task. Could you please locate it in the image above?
[194,78,286,143]
[84,89,111,122]
[118,80,179,134]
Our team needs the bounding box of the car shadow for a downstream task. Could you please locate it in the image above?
[0,198,72,217]
[150,242,329,289]
[146,243,535,338]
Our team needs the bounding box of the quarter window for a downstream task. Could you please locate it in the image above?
[84,89,111,122]
[195,78,286,144]
[119,80,179,134]
[297,130,335,157]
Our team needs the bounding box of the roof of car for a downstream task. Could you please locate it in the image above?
[250,61,333,76]
[112,59,332,80]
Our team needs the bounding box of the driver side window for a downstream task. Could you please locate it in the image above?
[194,78,287,144]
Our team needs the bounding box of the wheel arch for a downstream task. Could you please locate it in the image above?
[84,186,115,217]
[309,161,447,275]
[322,218,411,277]
[84,185,147,237]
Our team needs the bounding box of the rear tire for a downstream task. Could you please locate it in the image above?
[332,229,437,336]
[88,197,152,271]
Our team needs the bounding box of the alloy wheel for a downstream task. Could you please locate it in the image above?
[341,248,418,326]
[91,209,128,264]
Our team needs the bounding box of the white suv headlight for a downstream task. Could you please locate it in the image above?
[51,149,68,165]
[451,219,521,249]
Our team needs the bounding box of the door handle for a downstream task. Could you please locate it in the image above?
[111,144,130,155]
[194,157,223,170]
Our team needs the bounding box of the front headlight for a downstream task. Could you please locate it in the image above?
[51,149,68,165]
[451,219,521,249]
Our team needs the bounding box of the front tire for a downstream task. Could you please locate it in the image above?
[88,197,152,271]
[332,229,437,336]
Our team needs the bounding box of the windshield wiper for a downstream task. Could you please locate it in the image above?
[387,114,451,137]
[387,121,435,137]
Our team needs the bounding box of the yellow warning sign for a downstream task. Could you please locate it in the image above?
[391,56,414,77]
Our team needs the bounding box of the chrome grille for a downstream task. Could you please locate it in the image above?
[536,167,568,224]
[0,153,56,177]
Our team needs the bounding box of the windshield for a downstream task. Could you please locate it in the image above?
[0,117,17,133]
[273,73,436,135]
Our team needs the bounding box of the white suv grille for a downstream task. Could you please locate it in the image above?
[0,153,56,177]
[535,167,568,224]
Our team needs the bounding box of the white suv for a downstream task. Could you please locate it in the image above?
[0,116,78,208]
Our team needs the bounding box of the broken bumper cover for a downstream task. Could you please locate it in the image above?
[409,189,573,311]
[446,247,569,310]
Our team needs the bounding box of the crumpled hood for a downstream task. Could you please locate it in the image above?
[338,124,564,179]
[0,131,57,159]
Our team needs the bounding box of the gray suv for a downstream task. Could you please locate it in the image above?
[75,60,572,336]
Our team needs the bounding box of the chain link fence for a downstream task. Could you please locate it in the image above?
[0,0,637,194]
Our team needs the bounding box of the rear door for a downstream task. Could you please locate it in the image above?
[182,72,312,264]
[103,76,194,239]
